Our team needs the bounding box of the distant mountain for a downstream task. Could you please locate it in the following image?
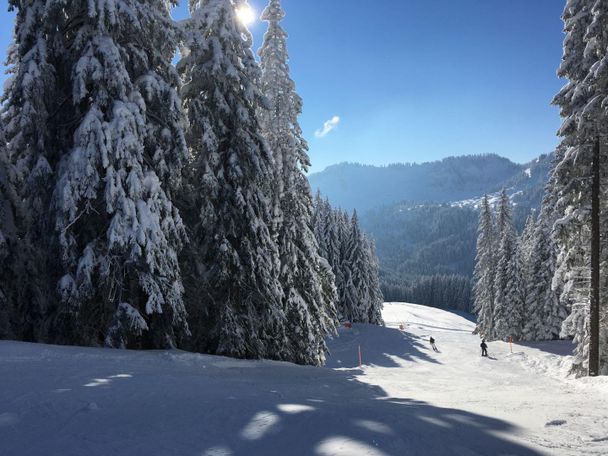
[308,153,553,213]
[309,153,555,311]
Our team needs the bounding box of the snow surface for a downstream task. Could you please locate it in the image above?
[1,302,607,455]
[451,189,524,210]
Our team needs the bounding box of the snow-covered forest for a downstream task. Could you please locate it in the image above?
[473,0,608,377]
[0,0,384,366]
[313,195,384,326]
[310,125,555,315]
[2,1,608,454]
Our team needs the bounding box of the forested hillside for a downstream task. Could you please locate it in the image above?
[308,153,553,213]
[310,153,554,312]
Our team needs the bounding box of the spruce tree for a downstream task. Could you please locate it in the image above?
[342,211,364,321]
[473,196,496,339]
[177,0,287,360]
[517,214,536,339]
[333,210,384,324]
[362,236,385,325]
[522,178,568,342]
[335,209,352,320]
[538,212,568,340]
[552,0,608,374]
[313,202,384,325]
[311,196,343,327]
[259,0,337,365]
[326,205,344,293]
[521,214,541,341]
[493,192,524,340]
[2,0,62,341]
[586,0,608,376]
[0,124,18,339]
[46,0,190,348]
[313,198,346,320]
[312,192,329,258]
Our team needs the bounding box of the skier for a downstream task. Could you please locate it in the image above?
[480,339,488,357]
[429,336,439,352]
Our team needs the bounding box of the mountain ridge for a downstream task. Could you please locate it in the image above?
[308,153,553,213]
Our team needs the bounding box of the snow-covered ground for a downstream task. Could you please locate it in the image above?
[1,303,607,456]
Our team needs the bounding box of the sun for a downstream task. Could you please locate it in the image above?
[236,4,256,26]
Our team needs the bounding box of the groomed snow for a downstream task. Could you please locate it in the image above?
[1,303,607,455]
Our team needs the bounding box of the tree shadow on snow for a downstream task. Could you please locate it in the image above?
[0,342,544,456]
[192,364,544,456]
[407,321,473,333]
[516,340,575,357]
[450,310,477,323]
[325,325,440,368]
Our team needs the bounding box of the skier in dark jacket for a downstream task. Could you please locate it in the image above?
[429,336,439,352]
[480,339,488,357]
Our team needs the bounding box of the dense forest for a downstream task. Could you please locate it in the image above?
[474,0,608,377]
[0,0,383,366]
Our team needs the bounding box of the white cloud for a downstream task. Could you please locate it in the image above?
[315,116,341,138]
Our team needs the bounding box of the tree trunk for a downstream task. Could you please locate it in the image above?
[589,137,601,377]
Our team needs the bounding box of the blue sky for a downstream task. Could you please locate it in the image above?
[0,0,566,173]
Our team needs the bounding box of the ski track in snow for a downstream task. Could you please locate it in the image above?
[1,302,607,455]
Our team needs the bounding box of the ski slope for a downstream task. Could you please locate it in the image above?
[1,303,607,456]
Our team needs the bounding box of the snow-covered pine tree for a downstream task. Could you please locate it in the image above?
[362,236,385,325]
[312,192,329,259]
[0,122,18,339]
[47,0,189,349]
[585,0,608,375]
[517,152,569,343]
[493,191,525,341]
[311,197,345,327]
[177,0,287,360]
[312,199,383,325]
[552,0,608,375]
[473,196,496,339]
[519,214,536,272]
[258,0,286,239]
[537,159,571,341]
[339,211,384,324]
[2,1,67,341]
[517,213,536,339]
[258,0,337,365]
[334,209,351,320]
[319,206,349,322]
[342,211,366,322]
[326,205,345,294]
[3,1,56,234]
[494,189,510,238]
[520,214,543,341]
[532,192,568,341]
[313,199,347,319]
[552,1,594,373]
[546,144,568,306]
